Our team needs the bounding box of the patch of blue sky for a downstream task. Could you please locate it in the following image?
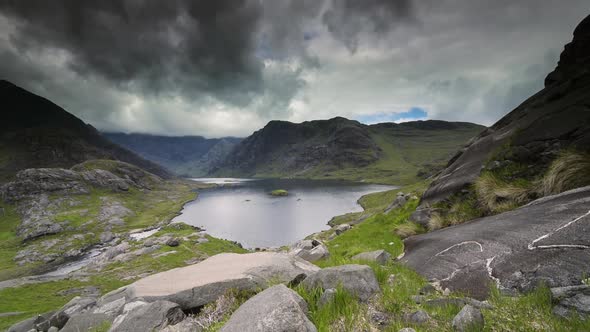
[356,107,428,124]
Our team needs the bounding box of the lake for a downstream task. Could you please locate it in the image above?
[172,178,396,248]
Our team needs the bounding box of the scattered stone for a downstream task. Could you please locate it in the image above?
[57,286,100,298]
[419,284,437,295]
[464,297,494,310]
[220,284,317,332]
[399,328,416,332]
[404,310,430,324]
[290,240,330,263]
[411,295,426,304]
[553,293,590,318]
[384,193,409,213]
[302,264,380,302]
[443,288,451,296]
[318,288,336,307]
[166,237,181,247]
[60,313,112,332]
[550,285,590,301]
[112,300,185,332]
[424,298,467,308]
[334,224,351,235]
[369,309,390,326]
[93,297,125,317]
[99,231,115,243]
[196,237,209,244]
[48,327,58,332]
[352,250,391,265]
[452,305,484,332]
[387,274,396,285]
[123,252,319,309]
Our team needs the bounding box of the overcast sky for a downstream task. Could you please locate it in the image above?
[0,1,588,137]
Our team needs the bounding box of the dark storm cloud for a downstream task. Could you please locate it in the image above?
[0,0,266,105]
[322,0,415,52]
[0,0,588,137]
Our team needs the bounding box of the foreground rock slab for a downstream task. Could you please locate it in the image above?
[402,186,590,299]
[220,284,317,332]
[302,264,380,302]
[122,252,319,309]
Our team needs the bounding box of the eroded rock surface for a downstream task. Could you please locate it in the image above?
[402,186,590,299]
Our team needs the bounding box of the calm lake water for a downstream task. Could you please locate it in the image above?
[172,178,396,248]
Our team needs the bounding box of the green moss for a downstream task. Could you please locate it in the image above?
[270,189,288,196]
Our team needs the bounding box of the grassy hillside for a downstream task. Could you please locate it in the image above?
[215,118,484,185]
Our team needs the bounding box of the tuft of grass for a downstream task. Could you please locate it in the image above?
[428,212,445,231]
[475,172,531,213]
[393,222,423,239]
[540,151,590,196]
[294,284,369,331]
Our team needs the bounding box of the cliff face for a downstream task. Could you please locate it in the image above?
[419,14,590,205]
[0,81,172,181]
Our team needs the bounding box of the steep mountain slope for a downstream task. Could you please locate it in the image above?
[103,133,242,177]
[212,117,485,184]
[416,14,590,208]
[402,14,590,299]
[0,80,172,181]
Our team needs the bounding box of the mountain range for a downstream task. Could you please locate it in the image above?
[0,81,171,182]
[103,133,242,177]
[211,117,485,184]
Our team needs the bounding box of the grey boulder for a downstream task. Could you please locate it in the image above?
[8,312,54,332]
[334,224,351,235]
[110,301,185,332]
[352,250,391,265]
[452,305,484,332]
[60,313,112,332]
[220,284,317,332]
[290,240,329,263]
[302,264,380,302]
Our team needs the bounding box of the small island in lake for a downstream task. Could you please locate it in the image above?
[270,189,288,196]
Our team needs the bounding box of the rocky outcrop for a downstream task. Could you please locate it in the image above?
[290,239,330,263]
[417,14,590,208]
[220,284,317,332]
[117,252,319,310]
[302,264,380,302]
[402,186,590,300]
[352,250,391,265]
[551,285,590,318]
[1,161,161,203]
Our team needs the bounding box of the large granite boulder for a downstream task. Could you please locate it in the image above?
[108,252,319,310]
[402,186,590,300]
[220,284,317,332]
[302,264,380,302]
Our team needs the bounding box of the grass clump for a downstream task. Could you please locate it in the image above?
[270,189,288,196]
[475,172,532,213]
[540,150,590,196]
